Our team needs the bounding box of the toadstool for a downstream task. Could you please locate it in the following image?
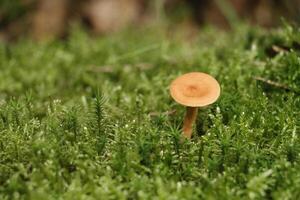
[170,72,220,139]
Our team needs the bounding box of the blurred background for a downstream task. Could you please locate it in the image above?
[1,0,300,41]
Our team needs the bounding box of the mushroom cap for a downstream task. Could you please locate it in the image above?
[170,72,220,107]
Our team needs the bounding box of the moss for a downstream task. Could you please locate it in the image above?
[0,24,299,199]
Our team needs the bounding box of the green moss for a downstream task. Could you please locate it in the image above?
[0,24,299,199]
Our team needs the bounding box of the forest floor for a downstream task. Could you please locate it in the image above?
[0,23,299,199]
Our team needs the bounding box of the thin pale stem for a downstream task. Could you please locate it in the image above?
[182,107,198,139]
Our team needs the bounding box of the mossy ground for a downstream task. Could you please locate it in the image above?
[0,23,299,199]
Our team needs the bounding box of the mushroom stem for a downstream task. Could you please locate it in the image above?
[182,107,198,138]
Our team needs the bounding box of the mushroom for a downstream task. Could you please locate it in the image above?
[170,72,220,139]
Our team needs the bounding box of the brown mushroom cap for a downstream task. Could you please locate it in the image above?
[170,72,220,107]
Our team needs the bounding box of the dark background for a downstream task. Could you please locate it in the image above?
[1,0,300,41]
